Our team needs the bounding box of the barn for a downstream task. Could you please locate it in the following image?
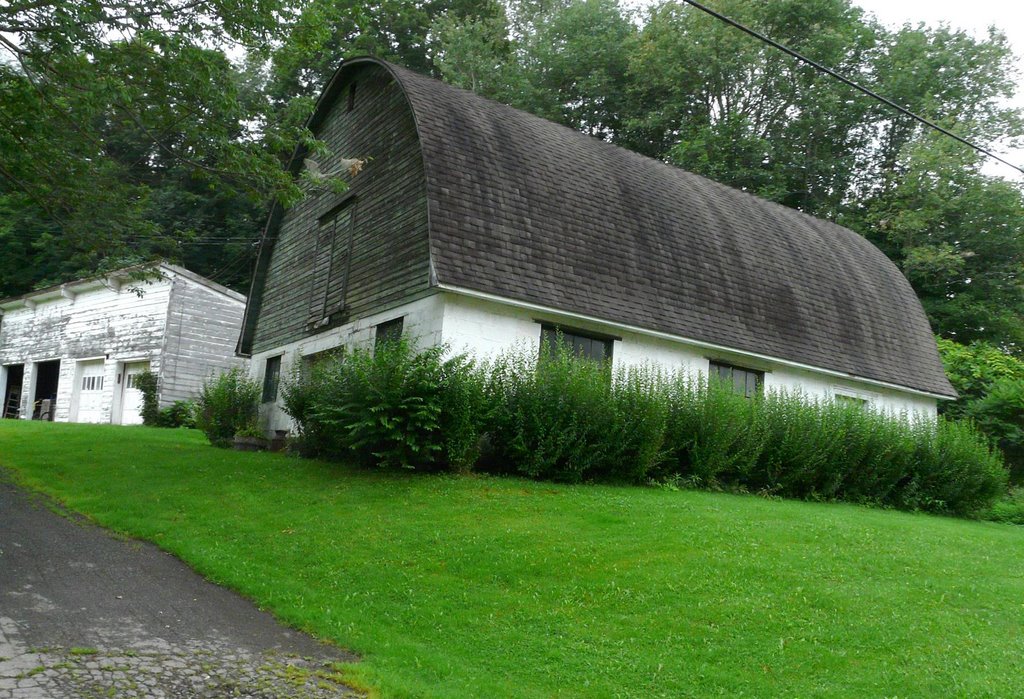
[0,263,246,424]
[238,57,955,432]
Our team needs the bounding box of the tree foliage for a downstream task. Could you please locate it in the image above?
[938,338,1024,481]
[0,0,303,296]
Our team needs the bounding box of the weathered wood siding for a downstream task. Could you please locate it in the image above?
[0,279,172,422]
[251,63,431,354]
[159,275,247,405]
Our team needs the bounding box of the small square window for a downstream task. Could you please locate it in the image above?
[262,355,282,403]
[375,317,404,349]
[708,360,763,398]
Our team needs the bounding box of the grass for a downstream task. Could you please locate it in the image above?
[2,421,1024,697]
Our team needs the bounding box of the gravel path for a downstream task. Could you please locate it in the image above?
[0,477,360,698]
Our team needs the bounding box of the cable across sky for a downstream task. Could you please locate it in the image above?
[680,0,1024,177]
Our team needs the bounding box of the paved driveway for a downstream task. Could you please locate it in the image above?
[0,478,359,698]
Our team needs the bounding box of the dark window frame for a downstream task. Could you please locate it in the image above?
[539,323,615,363]
[262,355,282,403]
[375,317,404,349]
[708,360,764,399]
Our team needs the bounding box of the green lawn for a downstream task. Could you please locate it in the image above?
[2,421,1023,698]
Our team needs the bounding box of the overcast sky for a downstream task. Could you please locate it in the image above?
[855,0,1024,178]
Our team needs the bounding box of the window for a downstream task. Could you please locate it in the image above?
[262,355,282,403]
[375,317,404,349]
[347,82,357,112]
[835,393,869,409]
[709,360,763,398]
[301,348,339,379]
[308,202,355,327]
[81,375,103,391]
[540,324,613,362]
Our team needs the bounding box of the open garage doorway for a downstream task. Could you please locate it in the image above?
[31,359,61,421]
[3,364,24,418]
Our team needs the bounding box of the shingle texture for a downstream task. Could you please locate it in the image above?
[380,61,954,398]
[247,57,954,398]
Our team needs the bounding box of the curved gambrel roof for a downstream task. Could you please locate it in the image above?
[246,57,955,398]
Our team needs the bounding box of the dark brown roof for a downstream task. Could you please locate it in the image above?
[249,57,955,398]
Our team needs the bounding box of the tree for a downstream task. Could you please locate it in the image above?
[938,338,1024,481]
[432,0,636,139]
[0,0,304,296]
[848,138,1024,348]
[268,0,504,104]
[623,0,881,214]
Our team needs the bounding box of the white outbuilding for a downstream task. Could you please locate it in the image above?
[0,263,246,424]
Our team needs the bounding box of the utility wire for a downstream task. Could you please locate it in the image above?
[680,0,1024,177]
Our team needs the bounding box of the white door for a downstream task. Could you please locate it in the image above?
[119,361,150,425]
[75,360,107,423]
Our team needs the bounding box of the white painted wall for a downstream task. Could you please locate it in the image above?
[436,292,939,419]
[250,294,446,433]
[254,290,941,432]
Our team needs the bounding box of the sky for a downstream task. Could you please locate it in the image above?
[854,0,1024,178]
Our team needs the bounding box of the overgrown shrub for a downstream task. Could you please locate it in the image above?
[195,367,260,447]
[903,418,1008,516]
[662,376,762,486]
[967,377,1024,482]
[135,370,161,426]
[982,487,1024,525]
[278,339,1007,517]
[157,400,196,428]
[483,343,668,483]
[938,338,1024,479]
[283,340,487,471]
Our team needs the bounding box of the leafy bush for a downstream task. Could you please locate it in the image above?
[483,343,668,483]
[157,400,196,428]
[663,376,762,486]
[135,370,161,426]
[657,379,1005,516]
[283,340,487,471]
[967,377,1024,482]
[982,487,1024,525]
[937,338,1024,419]
[278,338,1007,517]
[195,367,261,447]
[938,338,1024,479]
[903,418,1008,516]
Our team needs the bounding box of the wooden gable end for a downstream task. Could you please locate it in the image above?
[249,63,430,354]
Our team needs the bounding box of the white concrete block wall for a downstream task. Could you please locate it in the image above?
[438,292,940,419]
[440,294,543,360]
[250,294,446,432]
[254,290,941,431]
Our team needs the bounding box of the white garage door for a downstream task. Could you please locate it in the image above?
[119,361,150,425]
[75,360,106,423]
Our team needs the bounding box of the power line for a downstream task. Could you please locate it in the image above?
[679,0,1024,177]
